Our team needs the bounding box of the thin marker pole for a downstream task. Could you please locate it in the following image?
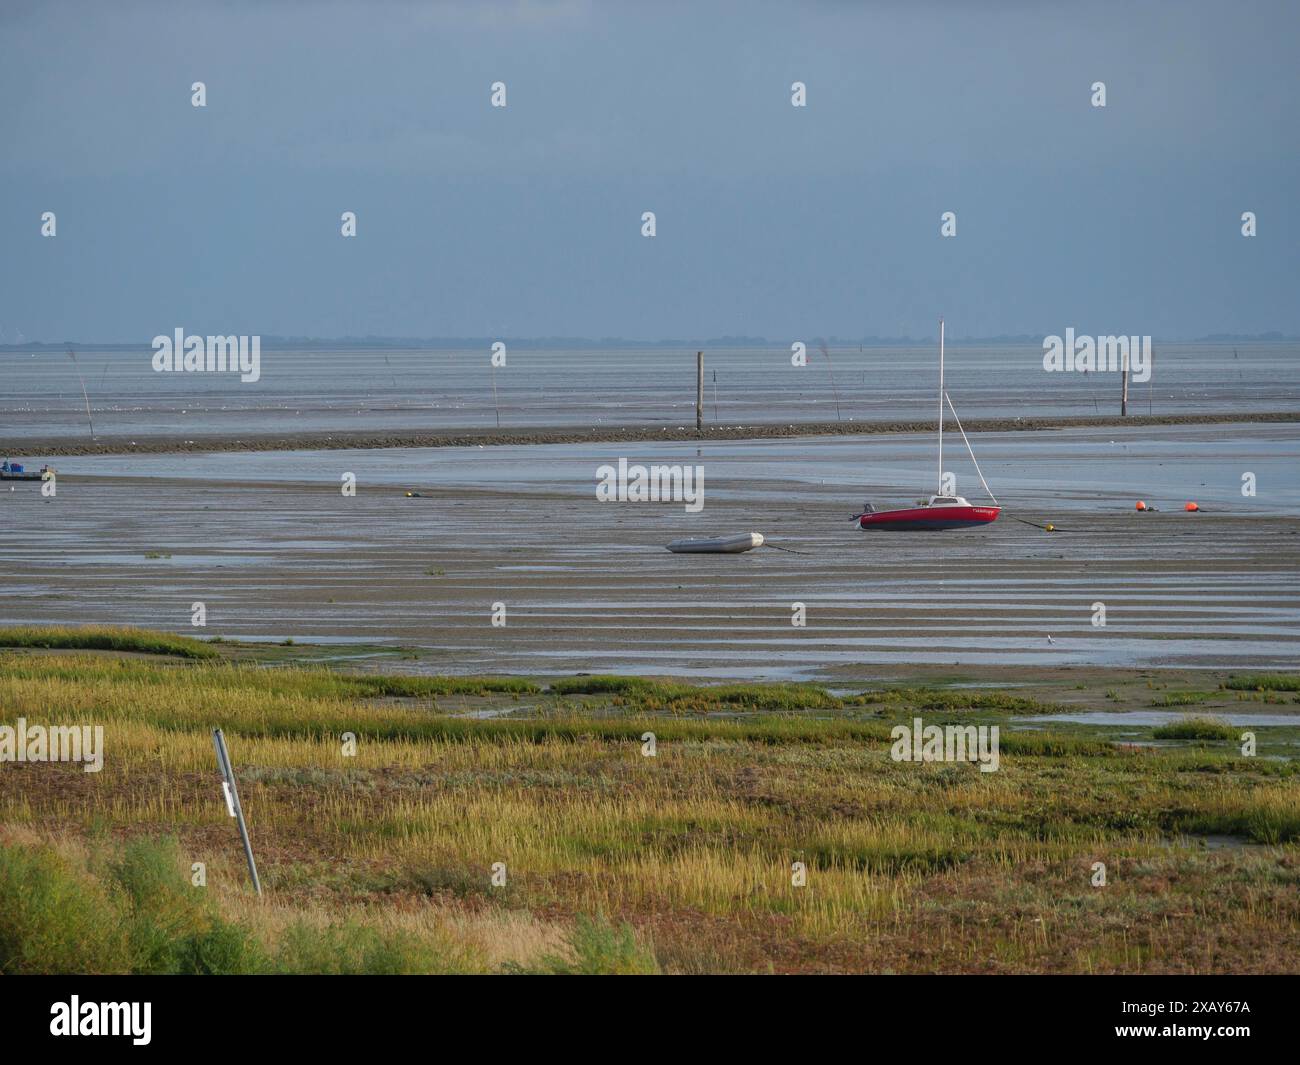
[212,728,262,896]
[1121,346,1129,416]
[696,351,704,431]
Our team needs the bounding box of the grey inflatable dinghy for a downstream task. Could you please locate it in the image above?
[665,532,764,554]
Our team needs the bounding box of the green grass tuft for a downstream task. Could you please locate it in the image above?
[1151,691,1214,707]
[0,625,219,660]
[0,834,471,974]
[1152,717,1235,741]
[1224,674,1300,692]
[516,914,659,975]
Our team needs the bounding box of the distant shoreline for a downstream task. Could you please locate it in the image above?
[2,333,1297,352]
[7,410,1298,457]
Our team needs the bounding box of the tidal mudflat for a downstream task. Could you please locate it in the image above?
[4,424,1298,679]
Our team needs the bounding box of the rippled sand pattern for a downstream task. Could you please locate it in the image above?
[4,424,1298,680]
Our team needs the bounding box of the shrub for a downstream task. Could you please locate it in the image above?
[0,840,127,973]
[525,914,659,975]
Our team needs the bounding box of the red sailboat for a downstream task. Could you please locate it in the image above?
[856,319,1001,532]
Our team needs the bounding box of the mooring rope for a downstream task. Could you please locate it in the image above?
[1008,515,1064,532]
[763,541,814,555]
[944,392,1062,530]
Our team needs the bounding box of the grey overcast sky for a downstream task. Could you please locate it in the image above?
[1,0,1297,343]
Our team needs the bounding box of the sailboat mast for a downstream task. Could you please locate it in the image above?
[937,317,944,494]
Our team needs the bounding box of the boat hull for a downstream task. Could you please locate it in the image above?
[859,505,1001,531]
[667,532,765,554]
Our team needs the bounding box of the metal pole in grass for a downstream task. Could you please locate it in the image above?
[212,728,262,896]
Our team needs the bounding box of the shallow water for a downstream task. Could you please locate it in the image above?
[34,421,1300,515]
[1020,711,1300,727]
[3,341,1296,440]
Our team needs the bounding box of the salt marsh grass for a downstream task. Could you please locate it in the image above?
[1151,716,1235,741]
[0,625,219,659]
[1,635,1298,973]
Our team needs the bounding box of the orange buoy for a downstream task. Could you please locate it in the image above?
[1136,500,1147,511]
[1185,501,1199,512]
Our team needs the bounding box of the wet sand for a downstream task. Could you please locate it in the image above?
[4,423,1298,680]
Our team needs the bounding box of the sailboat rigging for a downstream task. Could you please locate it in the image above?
[855,318,1002,531]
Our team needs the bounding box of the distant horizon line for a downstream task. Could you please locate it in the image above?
[1,331,1296,352]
